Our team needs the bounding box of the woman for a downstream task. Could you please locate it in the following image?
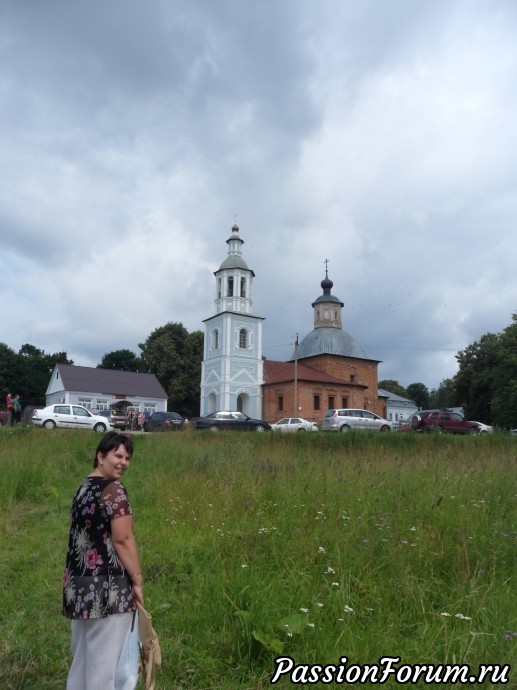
[62,431,144,690]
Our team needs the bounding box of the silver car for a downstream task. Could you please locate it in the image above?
[32,404,114,432]
[322,408,393,432]
[271,417,319,432]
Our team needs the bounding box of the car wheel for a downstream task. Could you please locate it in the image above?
[93,423,107,432]
[432,425,444,434]
[380,425,391,432]
[209,425,219,432]
[255,425,266,432]
[44,419,56,430]
[467,426,479,436]
[339,424,350,432]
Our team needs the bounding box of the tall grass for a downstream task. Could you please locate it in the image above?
[0,426,516,688]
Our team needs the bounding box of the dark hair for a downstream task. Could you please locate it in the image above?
[93,431,134,467]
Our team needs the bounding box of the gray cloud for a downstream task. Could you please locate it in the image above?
[1,0,516,392]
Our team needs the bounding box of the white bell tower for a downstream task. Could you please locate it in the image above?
[200,224,265,417]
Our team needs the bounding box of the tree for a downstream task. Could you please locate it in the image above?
[428,378,456,410]
[406,382,430,410]
[378,379,408,398]
[98,349,142,372]
[0,343,72,408]
[454,332,501,423]
[490,315,517,427]
[139,322,203,417]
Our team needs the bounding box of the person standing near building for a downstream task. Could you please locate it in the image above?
[12,394,22,424]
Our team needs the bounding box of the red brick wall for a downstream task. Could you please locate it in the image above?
[262,355,384,424]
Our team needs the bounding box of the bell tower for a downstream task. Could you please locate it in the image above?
[200,224,265,417]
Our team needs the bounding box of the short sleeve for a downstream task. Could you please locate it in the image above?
[100,481,133,520]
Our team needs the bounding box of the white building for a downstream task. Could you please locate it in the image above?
[200,224,265,417]
[378,388,418,427]
[46,364,168,415]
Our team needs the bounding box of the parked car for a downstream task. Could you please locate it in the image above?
[191,411,271,432]
[271,417,319,432]
[472,421,493,434]
[0,410,7,426]
[397,419,413,432]
[143,411,185,432]
[32,404,114,431]
[322,408,393,432]
[97,408,129,430]
[410,409,480,435]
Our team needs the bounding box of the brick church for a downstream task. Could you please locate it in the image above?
[200,224,386,424]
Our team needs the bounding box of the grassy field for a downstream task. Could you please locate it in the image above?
[0,426,516,689]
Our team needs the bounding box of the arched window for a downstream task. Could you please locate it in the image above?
[227,277,234,297]
[240,277,246,297]
[211,329,219,349]
[239,328,247,349]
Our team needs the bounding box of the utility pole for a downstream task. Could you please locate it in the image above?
[294,333,298,416]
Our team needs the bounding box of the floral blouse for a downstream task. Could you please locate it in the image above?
[62,476,134,619]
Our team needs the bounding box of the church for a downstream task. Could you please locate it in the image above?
[200,224,387,424]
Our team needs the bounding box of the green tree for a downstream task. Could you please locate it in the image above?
[428,379,456,410]
[0,343,72,409]
[0,343,19,407]
[378,379,408,398]
[406,382,430,409]
[491,315,517,427]
[98,349,142,372]
[139,322,203,417]
[454,332,500,423]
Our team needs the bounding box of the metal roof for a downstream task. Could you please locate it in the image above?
[293,327,368,360]
[51,364,168,398]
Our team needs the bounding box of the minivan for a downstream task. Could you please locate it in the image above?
[322,408,393,432]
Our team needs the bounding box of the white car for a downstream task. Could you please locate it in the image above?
[271,417,319,432]
[322,408,393,432]
[32,404,114,432]
[473,422,493,434]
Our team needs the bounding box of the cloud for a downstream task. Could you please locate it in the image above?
[1,0,516,393]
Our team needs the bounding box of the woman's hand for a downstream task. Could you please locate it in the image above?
[132,583,144,608]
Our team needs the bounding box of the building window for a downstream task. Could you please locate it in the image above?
[227,277,234,296]
[239,328,247,348]
[143,403,157,415]
[350,374,356,383]
[341,396,348,408]
[78,398,92,410]
[328,396,335,409]
[96,399,108,412]
[278,396,283,411]
[217,278,222,298]
[314,395,320,411]
[211,329,219,349]
[240,277,246,297]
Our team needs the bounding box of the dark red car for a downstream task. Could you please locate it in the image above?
[411,410,480,435]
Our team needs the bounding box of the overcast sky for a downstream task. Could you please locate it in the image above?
[2,0,516,391]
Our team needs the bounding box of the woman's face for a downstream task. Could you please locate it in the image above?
[96,444,131,480]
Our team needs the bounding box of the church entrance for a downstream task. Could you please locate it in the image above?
[237,393,250,415]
